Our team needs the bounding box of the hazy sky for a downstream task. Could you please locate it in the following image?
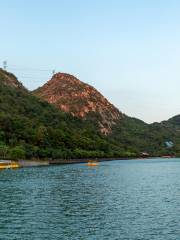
[1,0,180,123]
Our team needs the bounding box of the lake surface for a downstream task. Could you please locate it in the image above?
[0,158,180,240]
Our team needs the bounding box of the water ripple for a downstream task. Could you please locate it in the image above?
[0,159,180,239]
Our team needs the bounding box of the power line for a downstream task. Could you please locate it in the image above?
[1,63,57,89]
[1,61,57,73]
[8,65,54,72]
[8,72,52,77]
[15,76,50,80]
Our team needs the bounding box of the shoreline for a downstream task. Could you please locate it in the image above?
[49,156,177,165]
[49,157,134,165]
[0,156,176,168]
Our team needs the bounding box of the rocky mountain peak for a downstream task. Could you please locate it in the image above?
[33,72,122,134]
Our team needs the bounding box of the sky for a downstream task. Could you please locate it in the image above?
[1,0,180,123]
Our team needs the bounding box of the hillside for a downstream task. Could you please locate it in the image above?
[33,73,122,134]
[0,69,133,160]
[109,116,178,156]
[33,72,180,156]
[165,115,180,127]
[0,68,26,91]
[1,69,180,159]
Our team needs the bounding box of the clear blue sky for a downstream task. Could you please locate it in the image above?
[1,0,180,123]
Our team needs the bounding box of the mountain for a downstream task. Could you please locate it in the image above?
[32,71,180,156]
[33,73,122,134]
[1,68,180,160]
[0,69,133,160]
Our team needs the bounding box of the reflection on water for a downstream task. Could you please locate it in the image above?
[1,158,180,239]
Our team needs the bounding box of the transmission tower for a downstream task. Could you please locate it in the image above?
[3,61,7,70]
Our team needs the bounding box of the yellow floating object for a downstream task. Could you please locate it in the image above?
[0,161,21,170]
[86,160,99,167]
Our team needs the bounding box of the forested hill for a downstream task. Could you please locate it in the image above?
[33,71,180,156]
[0,68,179,160]
[109,115,179,156]
[0,69,134,160]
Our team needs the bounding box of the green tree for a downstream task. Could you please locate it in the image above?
[10,146,26,160]
[0,143,9,159]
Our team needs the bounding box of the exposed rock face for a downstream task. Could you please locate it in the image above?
[33,73,122,134]
[0,68,26,91]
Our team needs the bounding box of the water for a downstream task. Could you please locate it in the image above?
[0,158,180,240]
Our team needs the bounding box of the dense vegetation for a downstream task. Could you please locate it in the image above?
[0,69,180,160]
[109,115,180,156]
[0,69,136,160]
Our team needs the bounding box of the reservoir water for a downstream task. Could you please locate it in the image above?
[0,158,180,239]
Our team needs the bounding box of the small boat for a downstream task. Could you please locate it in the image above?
[0,160,21,170]
[86,160,99,166]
